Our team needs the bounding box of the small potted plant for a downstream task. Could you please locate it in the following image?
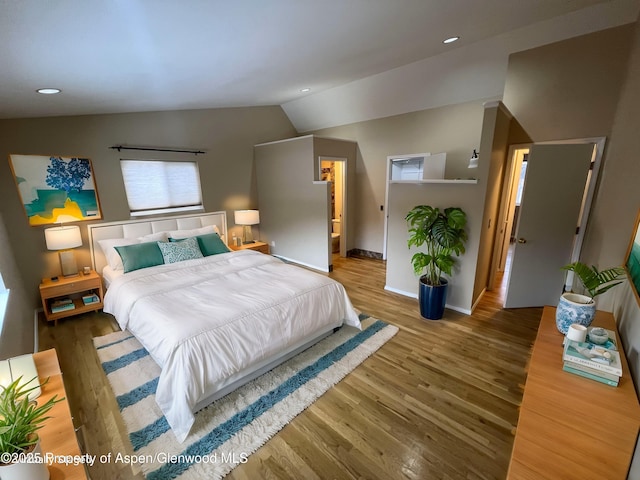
[406,205,468,320]
[0,376,62,480]
[555,261,626,334]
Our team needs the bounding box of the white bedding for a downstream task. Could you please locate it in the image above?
[103,249,360,442]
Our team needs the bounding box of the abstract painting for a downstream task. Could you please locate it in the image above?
[625,209,640,303]
[8,154,102,226]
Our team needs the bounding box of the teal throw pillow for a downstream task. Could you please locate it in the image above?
[114,241,165,273]
[170,233,230,256]
[158,236,204,264]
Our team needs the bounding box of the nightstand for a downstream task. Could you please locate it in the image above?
[39,270,104,325]
[229,241,270,254]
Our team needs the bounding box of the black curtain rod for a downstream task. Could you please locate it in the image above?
[110,145,205,155]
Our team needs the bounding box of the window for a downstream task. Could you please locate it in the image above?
[120,160,204,217]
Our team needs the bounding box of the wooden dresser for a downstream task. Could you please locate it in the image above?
[507,307,640,479]
[35,349,88,480]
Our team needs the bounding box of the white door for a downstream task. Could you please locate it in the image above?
[504,143,595,308]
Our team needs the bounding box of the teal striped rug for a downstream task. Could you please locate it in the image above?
[93,314,398,479]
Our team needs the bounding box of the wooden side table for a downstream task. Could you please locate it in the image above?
[229,241,270,254]
[507,307,640,479]
[39,270,104,325]
[35,349,88,480]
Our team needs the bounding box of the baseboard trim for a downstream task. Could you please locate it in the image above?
[470,288,487,314]
[348,249,383,260]
[272,255,329,273]
[384,285,417,298]
[383,286,472,315]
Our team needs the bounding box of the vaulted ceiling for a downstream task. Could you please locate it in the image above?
[1,0,638,130]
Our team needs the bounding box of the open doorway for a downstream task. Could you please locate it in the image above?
[490,138,605,308]
[320,157,347,266]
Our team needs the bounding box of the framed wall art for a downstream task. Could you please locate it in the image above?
[8,154,102,226]
[625,208,640,304]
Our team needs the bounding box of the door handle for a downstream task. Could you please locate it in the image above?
[517,238,527,244]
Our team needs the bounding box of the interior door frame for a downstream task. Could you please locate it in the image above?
[488,143,531,290]
[490,138,605,294]
[318,156,348,259]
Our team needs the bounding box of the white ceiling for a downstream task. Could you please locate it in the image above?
[1,0,638,130]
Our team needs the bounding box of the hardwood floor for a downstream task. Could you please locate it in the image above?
[39,254,541,480]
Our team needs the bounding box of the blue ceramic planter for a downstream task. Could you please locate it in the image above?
[419,277,448,320]
[555,292,596,334]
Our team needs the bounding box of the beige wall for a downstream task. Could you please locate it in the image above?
[0,106,296,354]
[502,22,638,298]
[588,20,640,477]
[473,104,512,303]
[311,101,487,255]
[503,20,640,474]
[254,135,357,271]
[503,24,633,141]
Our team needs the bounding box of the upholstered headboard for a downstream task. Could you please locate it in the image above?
[87,211,228,274]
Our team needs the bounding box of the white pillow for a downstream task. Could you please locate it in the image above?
[98,238,140,271]
[98,232,169,271]
[139,231,169,242]
[168,225,218,239]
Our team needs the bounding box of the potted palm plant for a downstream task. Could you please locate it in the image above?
[0,376,62,480]
[406,205,468,320]
[555,261,626,334]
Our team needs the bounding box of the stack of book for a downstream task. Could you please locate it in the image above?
[51,298,75,313]
[82,293,100,305]
[562,329,622,386]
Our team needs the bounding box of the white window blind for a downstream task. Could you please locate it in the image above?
[120,160,204,216]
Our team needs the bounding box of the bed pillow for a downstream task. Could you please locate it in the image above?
[170,233,230,256]
[98,232,169,271]
[168,225,219,240]
[98,238,140,271]
[139,231,169,242]
[114,241,165,273]
[157,236,204,264]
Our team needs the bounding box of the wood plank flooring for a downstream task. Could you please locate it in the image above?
[38,254,542,480]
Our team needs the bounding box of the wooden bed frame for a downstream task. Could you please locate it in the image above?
[86,211,337,422]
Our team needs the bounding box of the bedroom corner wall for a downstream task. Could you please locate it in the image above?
[0,212,34,358]
[503,18,640,474]
[254,136,331,271]
[0,106,296,354]
[310,100,487,256]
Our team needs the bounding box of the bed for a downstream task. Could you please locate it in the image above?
[87,212,360,442]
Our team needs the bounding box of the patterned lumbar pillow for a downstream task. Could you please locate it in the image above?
[157,236,203,264]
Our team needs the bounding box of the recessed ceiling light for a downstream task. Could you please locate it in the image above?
[300,88,311,93]
[443,36,459,44]
[36,88,61,95]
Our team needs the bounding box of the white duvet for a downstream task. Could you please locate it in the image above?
[104,249,360,442]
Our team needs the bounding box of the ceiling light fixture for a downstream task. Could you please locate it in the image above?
[443,36,459,44]
[300,88,311,93]
[37,88,61,95]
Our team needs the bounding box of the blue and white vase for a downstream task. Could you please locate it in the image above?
[555,292,596,334]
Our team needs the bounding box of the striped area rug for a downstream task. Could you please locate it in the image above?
[93,314,398,479]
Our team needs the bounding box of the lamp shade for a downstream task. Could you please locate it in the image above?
[45,225,82,250]
[234,210,260,225]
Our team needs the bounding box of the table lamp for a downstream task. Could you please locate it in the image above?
[234,210,260,244]
[0,354,41,400]
[45,225,82,277]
